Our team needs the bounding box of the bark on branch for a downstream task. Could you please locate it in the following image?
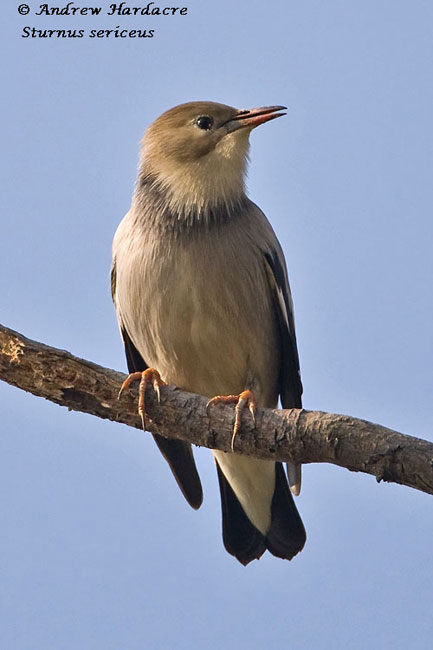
[1,323,432,495]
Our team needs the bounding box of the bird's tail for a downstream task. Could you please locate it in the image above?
[216,460,306,565]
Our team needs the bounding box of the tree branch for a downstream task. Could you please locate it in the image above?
[1,323,432,495]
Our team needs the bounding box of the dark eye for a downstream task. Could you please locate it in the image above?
[196,115,214,130]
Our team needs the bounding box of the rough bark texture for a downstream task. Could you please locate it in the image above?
[1,323,432,495]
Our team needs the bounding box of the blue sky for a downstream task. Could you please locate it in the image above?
[2,1,433,648]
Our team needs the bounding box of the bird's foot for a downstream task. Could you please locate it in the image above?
[207,389,257,452]
[118,368,166,431]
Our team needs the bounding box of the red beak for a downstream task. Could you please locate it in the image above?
[225,105,287,132]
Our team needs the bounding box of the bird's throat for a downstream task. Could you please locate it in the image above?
[138,134,249,221]
[134,172,250,230]
[136,162,248,227]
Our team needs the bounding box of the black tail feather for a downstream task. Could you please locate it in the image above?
[216,461,306,565]
[266,462,306,560]
[216,463,266,565]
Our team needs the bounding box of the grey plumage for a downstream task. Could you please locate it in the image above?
[112,101,306,564]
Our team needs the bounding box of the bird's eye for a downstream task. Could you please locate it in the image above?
[196,115,214,130]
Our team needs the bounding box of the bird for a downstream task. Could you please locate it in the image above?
[112,101,306,565]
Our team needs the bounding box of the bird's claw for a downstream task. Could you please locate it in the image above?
[207,389,257,452]
[118,368,166,431]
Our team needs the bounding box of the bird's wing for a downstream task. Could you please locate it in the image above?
[263,243,303,495]
[263,245,303,409]
[111,261,203,510]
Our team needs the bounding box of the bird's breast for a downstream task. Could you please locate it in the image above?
[114,213,280,405]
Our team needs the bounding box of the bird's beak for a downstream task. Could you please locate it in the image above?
[224,105,287,133]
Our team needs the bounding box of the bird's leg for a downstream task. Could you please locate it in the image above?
[118,368,166,431]
[207,389,257,452]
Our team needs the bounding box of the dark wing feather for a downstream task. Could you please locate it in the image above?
[264,248,303,494]
[112,263,203,510]
[120,324,203,510]
[264,249,303,409]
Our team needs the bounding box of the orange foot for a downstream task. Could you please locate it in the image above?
[207,389,257,452]
[118,368,166,431]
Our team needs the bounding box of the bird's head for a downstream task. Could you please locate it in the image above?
[138,101,286,216]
